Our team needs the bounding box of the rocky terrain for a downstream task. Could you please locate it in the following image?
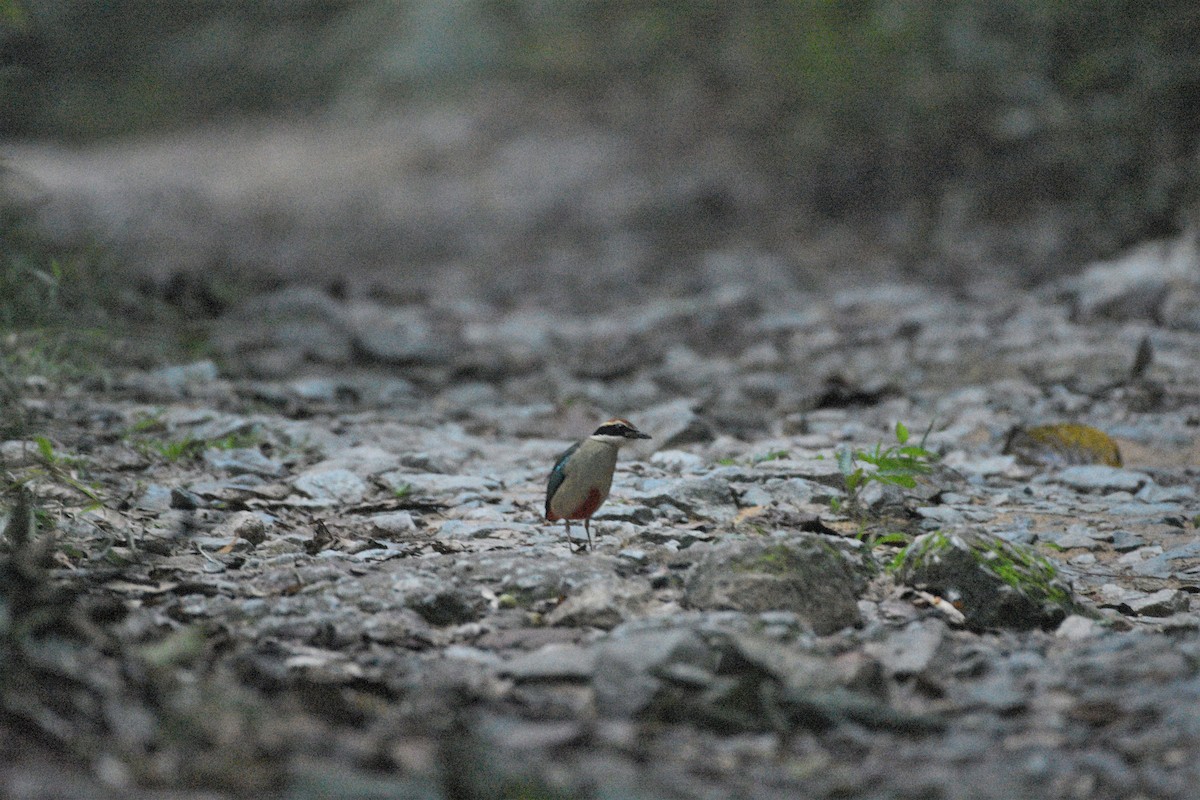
[3,210,1200,798]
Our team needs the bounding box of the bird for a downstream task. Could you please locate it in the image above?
[545,418,651,551]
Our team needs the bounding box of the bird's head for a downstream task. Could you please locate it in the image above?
[588,418,652,446]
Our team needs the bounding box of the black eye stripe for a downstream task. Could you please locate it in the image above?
[593,424,633,437]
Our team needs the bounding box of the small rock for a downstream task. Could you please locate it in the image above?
[379,472,498,496]
[593,628,716,718]
[0,440,42,467]
[1066,239,1181,322]
[349,305,449,365]
[500,644,597,682]
[647,475,737,521]
[650,449,704,473]
[169,487,203,510]
[546,581,629,630]
[737,485,774,507]
[893,531,1076,631]
[1136,482,1196,504]
[294,468,368,504]
[369,511,417,536]
[1056,615,1100,640]
[146,360,220,392]
[135,484,173,511]
[1111,530,1146,552]
[1130,540,1200,578]
[630,398,714,452]
[1125,588,1190,617]
[409,589,486,626]
[867,619,947,677]
[916,506,965,525]
[764,477,827,506]
[1055,465,1150,493]
[212,511,268,545]
[1046,526,1102,550]
[204,447,286,478]
[683,535,865,634]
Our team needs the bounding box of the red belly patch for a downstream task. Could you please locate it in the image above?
[567,488,604,520]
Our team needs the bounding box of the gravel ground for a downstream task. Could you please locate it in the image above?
[3,236,1200,798]
[3,109,1200,799]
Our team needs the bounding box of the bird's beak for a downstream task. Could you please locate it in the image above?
[634,431,652,440]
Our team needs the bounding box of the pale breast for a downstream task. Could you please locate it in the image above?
[548,443,618,520]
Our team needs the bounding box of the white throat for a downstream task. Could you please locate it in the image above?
[588,434,628,447]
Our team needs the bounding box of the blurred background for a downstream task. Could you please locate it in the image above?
[2,0,1200,327]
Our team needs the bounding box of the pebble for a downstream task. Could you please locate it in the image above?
[135,483,173,511]
[1055,466,1150,493]
[649,449,704,473]
[293,468,368,504]
[1056,615,1101,640]
[212,510,269,545]
[380,471,498,496]
[1125,589,1190,617]
[0,440,43,467]
[204,447,286,477]
[146,360,220,391]
[368,511,417,536]
[1046,526,1102,550]
[500,643,597,682]
[1137,482,1197,503]
[1110,530,1146,552]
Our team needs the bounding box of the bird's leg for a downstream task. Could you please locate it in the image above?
[563,519,572,550]
[584,518,593,551]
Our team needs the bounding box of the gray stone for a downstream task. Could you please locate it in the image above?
[649,449,704,473]
[1055,466,1150,493]
[303,445,397,476]
[1046,526,1102,550]
[916,506,965,525]
[146,360,220,391]
[1108,501,1184,517]
[546,580,630,630]
[683,535,864,634]
[169,487,203,510]
[408,589,486,626]
[349,305,450,365]
[500,644,597,682]
[1136,482,1196,504]
[294,468,368,504]
[369,511,417,536]
[1056,615,1101,640]
[380,471,499,496]
[593,628,717,719]
[437,520,539,540]
[1131,540,1200,578]
[204,447,286,477]
[765,477,828,506]
[0,440,42,467]
[942,454,1019,477]
[135,483,173,511]
[1065,239,1184,322]
[893,531,1076,631]
[737,484,774,507]
[1111,530,1146,552]
[212,511,268,545]
[1125,588,1190,617]
[867,619,947,677]
[629,398,714,452]
[636,475,737,521]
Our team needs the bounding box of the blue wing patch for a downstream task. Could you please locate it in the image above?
[546,441,580,517]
